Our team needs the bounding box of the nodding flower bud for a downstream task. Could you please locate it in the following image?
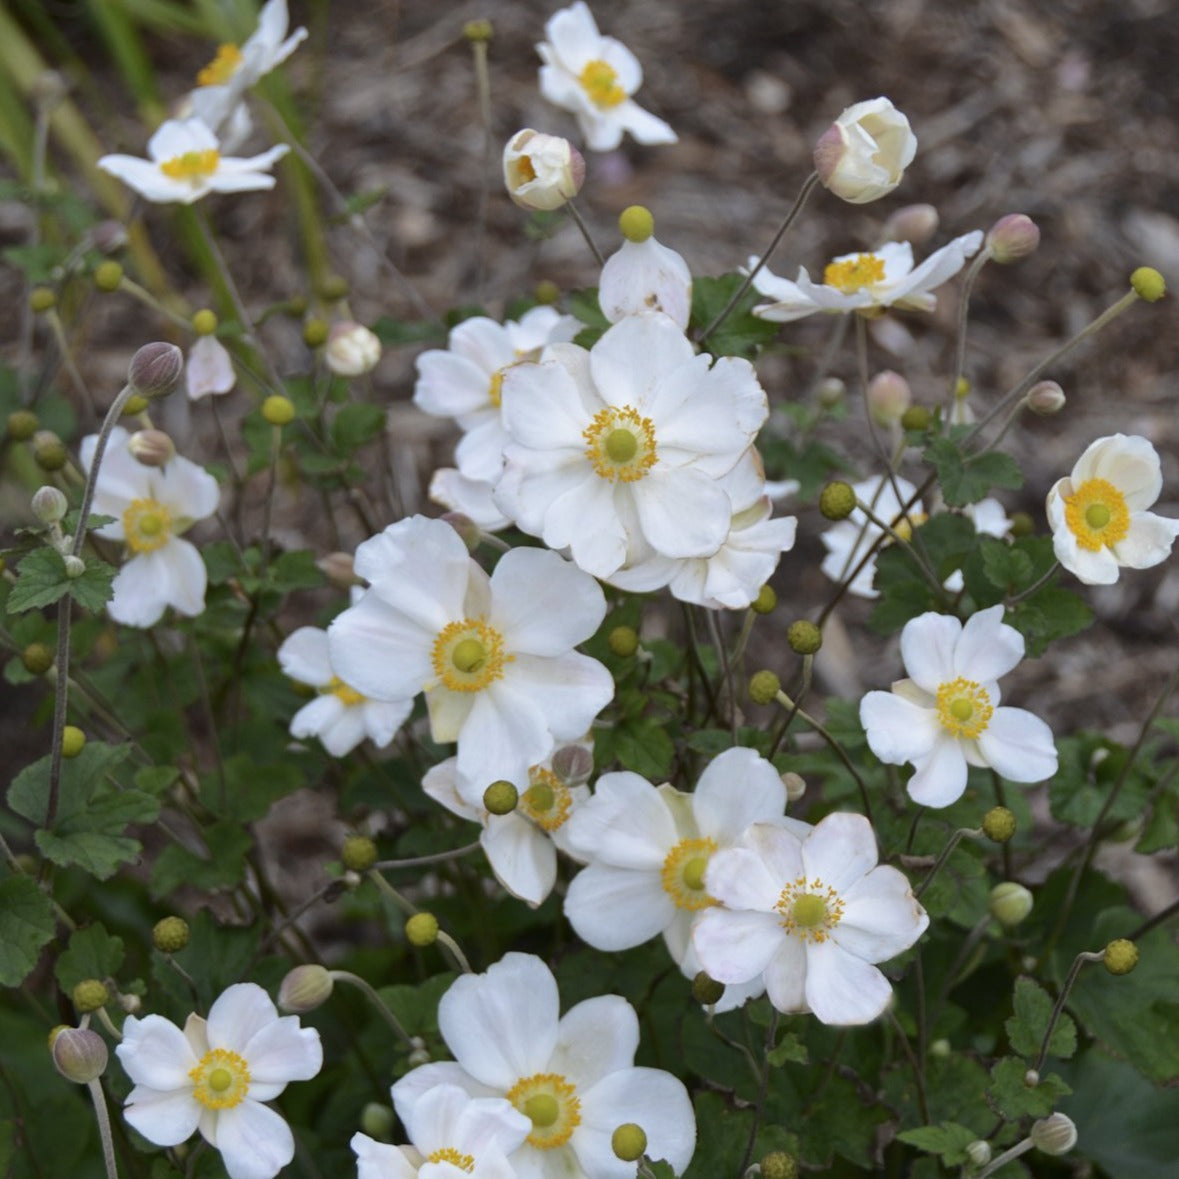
[1025,380,1065,416]
[503,129,585,212]
[325,322,382,377]
[128,429,176,467]
[813,97,917,205]
[1103,937,1139,975]
[91,220,128,254]
[32,485,69,525]
[879,203,939,247]
[128,342,183,399]
[360,1102,396,1141]
[819,480,857,521]
[278,964,335,1013]
[152,916,190,954]
[51,1026,109,1084]
[610,1124,647,1163]
[816,377,846,407]
[552,742,594,785]
[985,214,1041,263]
[1030,1113,1077,1156]
[1130,266,1165,303]
[964,1140,992,1168]
[781,772,806,802]
[867,369,912,426]
[989,882,1033,927]
[749,670,781,705]
[483,780,519,815]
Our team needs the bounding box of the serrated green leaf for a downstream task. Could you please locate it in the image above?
[0,876,56,986]
[925,439,1023,506]
[896,1122,979,1166]
[8,742,133,827]
[35,788,158,878]
[988,1056,1070,1118]
[1135,797,1178,853]
[54,923,125,993]
[1008,586,1094,656]
[597,721,674,780]
[150,821,252,898]
[134,765,181,794]
[692,273,780,359]
[767,1029,808,1066]
[1005,976,1076,1061]
[7,547,73,612]
[370,315,446,348]
[64,558,116,612]
[980,539,1034,591]
[330,402,386,452]
[269,549,325,592]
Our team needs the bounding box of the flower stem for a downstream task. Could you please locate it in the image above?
[973,1136,1034,1179]
[1033,950,1104,1074]
[914,827,982,900]
[329,970,415,1045]
[372,841,481,870]
[947,250,990,411]
[564,199,605,267]
[87,1079,121,1179]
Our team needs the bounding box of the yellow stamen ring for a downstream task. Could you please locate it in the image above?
[426,1149,475,1172]
[506,1073,581,1149]
[1063,477,1130,552]
[321,677,366,707]
[935,677,993,739]
[431,619,510,693]
[189,1048,250,1110]
[775,876,845,943]
[160,149,221,181]
[661,837,719,911]
[583,406,657,483]
[197,43,243,87]
[521,767,573,832]
[122,497,174,554]
[823,253,887,293]
[579,60,627,108]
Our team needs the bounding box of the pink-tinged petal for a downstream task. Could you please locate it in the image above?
[562,772,678,868]
[352,1134,420,1179]
[277,626,332,687]
[804,941,894,1025]
[499,652,614,741]
[206,983,278,1054]
[241,1016,321,1086]
[186,334,236,399]
[761,935,808,1013]
[353,516,471,623]
[588,316,696,411]
[692,907,785,984]
[500,359,593,451]
[836,865,929,963]
[1112,512,1179,569]
[1075,434,1162,510]
[860,690,940,765]
[905,737,969,807]
[576,1067,695,1178]
[552,995,639,1090]
[118,1014,199,1088]
[489,549,606,654]
[481,816,557,906]
[952,604,1023,681]
[692,747,787,844]
[439,953,559,1088]
[899,611,963,692]
[634,469,733,559]
[123,1084,202,1146]
[978,707,1057,783]
[214,1100,294,1179]
[328,592,433,702]
[800,813,879,894]
[392,1062,498,1129]
[564,863,672,949]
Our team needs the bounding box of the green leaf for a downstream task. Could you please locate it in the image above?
[330,403,386,452]
[596,720,675,780]
[1136,796,1178,853]
[0,876,56,986]
[150,821,253,898]
[269,549,325,593]
[8,742,133,827]
[896,1122,980,1166]
[925,438,1023,506]
[567,287,608,331]
[1048,735,1151,829]
[35,787,159,879]
[980,539,1034,591]
[1005,976,1076,1061]
[988,1056,1070,1118]
[691,273,780,359]
[54,923,125,993]
[64,558,116,613]
[767,1029,808,1067]
[1008,586,1093,657]
[7,547,73,612]
[370,315,446,348]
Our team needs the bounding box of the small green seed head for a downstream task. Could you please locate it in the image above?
[72,979,110,1014]
[611,1123,647,1162]
[483,780,519,815]
[406,912,439,947]
[751,584,777,614]
[786,620,822,655]
[7,409,39,441]
[618,205,654,243]
[30,287,56,313]
[1130,266,1166,302]
[819,480,856,521]
[900,405,931,431]
[94,260,124,292]
[360,1102,396,1141]
[749,669,781,705]
[22,642,54,676]
[262,395,296,426]
[759,1152,798,1179]
[278,964,334,1013]
[341,835,378,872]
[691,971,725,1005]
[982,806,1017,843]
[61,726,85,758]
[317,274,350,302]
[463,18,493,42]
[32,431,67,471]
[1009,510,1034,538]
[303,318,330,348]
[1103,938,1139,975]
[152,916,190,953]
[192,308,218,336]
[608,625,639,657]
[534,279,561,306]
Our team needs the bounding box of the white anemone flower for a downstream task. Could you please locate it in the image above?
[537,2,676,151]
[819,474,922,598]
[563,748,792,1011]
[1046,433,1179,585]
[693,814,929,1025]
[414,308,580,484]
[749,231,983,323]
[495,313,768,580]
[391,953,696,1179]
[327,516,613,792]
[859,605,1058,807]
[598,233,692,332]
[116,982,323,1179]
[352,1084,530,1179]
[98,117,288,205]
[503,129,585,212]
[277,625,411,757]
[186,335,237,400]
[81,426,219,627]
[428,469,512,533]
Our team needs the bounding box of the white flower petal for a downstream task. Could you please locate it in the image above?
[489,548,605,655]
[564,863,672,950]
[352,1134,420,1179]
[552,994,639,1090]
[860,690,940,765]
[481,816,557,906]
[562,772,678,868]
[691,747,787,844]
[800,813,879,895]
[900,611,963,693]
[327,592,434,702]
[692,907,785,984]
[117,1014,199,1089]
[906,737,970,807]
[207,984,279,1054]
[1112,512,1179,569]
[634,470,733,559]
[277,626,333,687]
[123,1084,202,1147]
[761,935,809,1014]
[213,1100,295,1179]
[952,604,1024,682]
[977,707,1057,783]
[392,1062,498,1130]
[588,316,696,410]
[836,865,929,962]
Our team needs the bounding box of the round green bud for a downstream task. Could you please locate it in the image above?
[691,971,725,1005]
[463,18,493,42]
[121,394,149,416]
[61,726,85,758]
[152,916,190,954]
[608,625,639,657]
[406,912,439,947]
[72,979,110,1014]
[278,964,334,1013]
[303,318,330,348]
[1103,938,1138,975]
[32,430,67,471]
[964,1141,992,1168]
[618,205,654,243]
[749,669,781,705]
[94,260,123,292]
[317,274,350,302]
[483,780,519,815]
[955,376,971,398]
[816,377,845,407]
[30,287,56,313]
[192,308,218,336]
[341,834,378,872]
[7,409,39,441]
[1130,266,1166,303]
[1009,510,1034,538]
[262,395,296,426]
[1030,1113,1077,1156]
[759,1152,798,1179]
[51,1026,108,1084]
[929,1038,951,1058]
[611,1123,647,1163]
[819,480,856,521]
[534,279,561,306]
[900,405,931,431]
[786,620,822,655]
[32,485,68,524]
[360,1102,397,1141]
[22,642,54,676]
[988,881,1033,927]
[751,584,777,614]
[982,806,1017,843]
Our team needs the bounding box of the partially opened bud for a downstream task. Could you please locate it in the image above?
[986,214,1041,263]
[51,1026,108,1083]
[552,742,594,784]
[880,203,939,247]
[989,882,1033,927]
[325,322,382,377]
[128,342,183,399]
[1030,1113,1077,1155]
[814,97,917,204]
[1026,380,1065,415]
[128,429,175,467]
[32,485,68,524]
[867,369,911,426]
[278,964,334,1013]
[503,129,585,211]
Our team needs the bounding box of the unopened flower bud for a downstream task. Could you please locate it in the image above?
[128,342,183,399]
[1026,380,1065,415]
[503,129,585,212]
[1030,1113,1077,1155]
[787,620,822,655]
[1024,1068,1040,1086]
[819,480,856,521]
[618,205,654,243]
[964,1140,992,1168]
[61,726,85,758]
[278,964,334,1013]
[749,670,781,705]
[51,1026,108,1083]
[325,322,382,377]
[128,429,175,467]
[982,806,1016,843]
[751,585,777,614]
[317,551,359,587]
[989,882,1033,927]
[611,1124,647,1163]
[91,221,128,254]
[63,555,85,578]
[22,642,54,675]
[30,287,56,313]
[816,377,845,407]
[1130,266,1166,303]
[814,97,917,205]
[442,512,482,553]
[1103,938,1138,975]
[317,274,350,302]
[303,318,330,348]
[535,279,561,305]
[900,405,931,431]
[483,780,519,815]
[8,410,39,441]
[1009,510,1034,537]
[929,1038,951,1057]
[94,260,124,292]
[120,993,142,1014]
[262,395,295,426]
[32,485,68,524]
[867,369,911,426]
[192,308,218,336]
[341,835,378,873]
[360,1102,396,1141]
[880,203,939,247]
[986,214,1040,263]
[781,772,806,802]
[691,971,725,1005]
[72,979,110,1013]
[759,1151,798,1179]
[408,1035,431,1067]
[152,916,190,953]
[608,626,639,657]
[405,912,439,947]
[32,430,67,471]
[552,743,594,784]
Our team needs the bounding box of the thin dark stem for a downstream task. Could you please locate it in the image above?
[564,200,605,267]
